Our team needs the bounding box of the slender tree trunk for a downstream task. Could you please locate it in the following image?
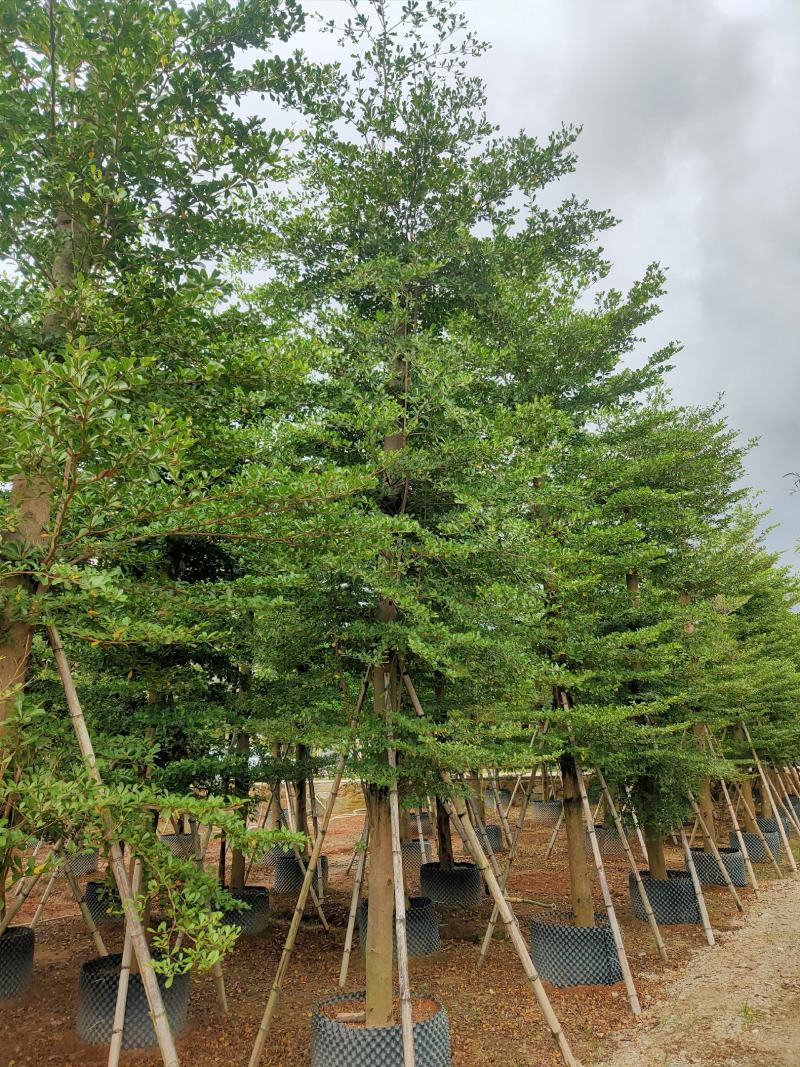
[644,825,668,880]
[693,724,715,848]
[269,743,282,828]
[560,754,594,927]
[467,772,486,822]
[294,744,309,855]
[365,778,394,1026]
[741,775,758,832]
[436,800,454,871]
[230,731,250,892]
[218,833,227,889]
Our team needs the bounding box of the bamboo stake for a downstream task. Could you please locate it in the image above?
[702,729,760,892]
[283,786,329,931]
[491,772,513,849]
[571,751,641,1015]
[0,869,43,935]
[740,723,797,875]
[625,787,649,864]
[108,859,144,1067]
[595,767,668,962]
[12,841,42,899]
[48,626,179,1067]
[679,828,715,946]
[504,730,539,819]
[688,814,700,848]
[339,820,369,989]
[731,781,784,877]
[385,677,415,1067]
[466,793,503,880]
[401,673,578,1067]
[544,809,564,861]
[478,767,536,966]
[771,768,800,837]
[247,675,368,1067]
[29,867,59,929]
[686,793,744,912]
[307,776,325,901]
[63,861,109,957]
[188,817,228,1014]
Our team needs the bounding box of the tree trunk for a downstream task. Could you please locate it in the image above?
[294,744,309,854]
[644,826,667,880]
[467,772,486,822]
[693,724,715,848]
[269,743,282,829]
[560,755,594,927]
[230,730,251,892]
[436,799,454,871]
[365,781,394,1026]
[218,833,227,889]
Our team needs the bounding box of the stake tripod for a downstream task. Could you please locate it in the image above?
[703,728,759,892]
[686,793,744,912]
[741,723,797,875]
[338,818,369,989]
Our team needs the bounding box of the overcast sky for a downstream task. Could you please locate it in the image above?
[298,0,800,567]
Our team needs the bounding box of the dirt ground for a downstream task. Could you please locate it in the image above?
[0,801,794,1067]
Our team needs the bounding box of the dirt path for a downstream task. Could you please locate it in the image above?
[597,877,800,1067]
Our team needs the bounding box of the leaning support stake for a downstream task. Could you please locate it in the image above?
[731,781,784,878]
[108,859,144,1067]
[247,675,368,1067]
[571,750,641,1015]
[679,828,715,946]
[339,819,369,989]
[686,793,744,912]
[190,818,228,1014]
[30,867,59,929]
[544,809,564,861]
[63,860,109,958]
[741,723,797,875]
[283,787,330,931]
[703,729,759,892]
[401,673,578,1067]
[595,767,667,963]
[386,706,415,1067]
[491,772,513,850]
[48,626,180,1067]
[0,869,43,936]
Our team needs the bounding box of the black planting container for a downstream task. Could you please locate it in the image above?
[76,954,189,1049]
[420,862,482,908]
[479,824,506,854]
[401,839,432,883]
[732,829,781,863]
[274,853,329,896]
[84,881,123,926]
[628,870,701,924]
[358,895,441,957]
[222,886,270,937]
[594,825,629,862]
[686,847,747,888]
[58,850,99,878]
[310,991,451,1067]
[159,833,196,859]
[484,788,512,810]
[530,801,562,826]
[0,926,34,999]
[409,810,432,835]
[530,912,622,987]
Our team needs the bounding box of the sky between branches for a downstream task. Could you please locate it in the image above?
[268,0,800,567]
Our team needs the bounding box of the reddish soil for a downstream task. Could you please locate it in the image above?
[318,995,441,1026]
[0,806,766,1067]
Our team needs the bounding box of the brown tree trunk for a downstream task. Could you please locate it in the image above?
[436,800,454,870]
[693,724,715,848]
[294,744,309,854]
[467,772,486,822]
[644,826,667,880]
[560,755,594,927]
[365,781,394,1026]
[230,730,250,892]
[269,743,282,828]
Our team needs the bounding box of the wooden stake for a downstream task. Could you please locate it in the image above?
[62,861,109,957]
[679,828,714,946]
[108,859,144,1067]
[283,785,330,931]
[48,626,180,1067]
[595,767,668,963]
[571,750,641,1015]
[0,869,43,935]
[339,819,369,989]
[740,723,797,875]
[189,817,228,1014]
[625,787,649,864]
[29,867,59,929]
[731,781,784,877]
[247,675,367,1067]
[491,771,513,849]
[544,809,564,861]
[401,673,578,1067]
[686,793,744,912]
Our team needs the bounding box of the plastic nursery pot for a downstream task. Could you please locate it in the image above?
[530,912,622,988]
[84,881,123,926]
[529,800,562,826]
[420,862,482,908]
[159,833,196,859]
[732,829,781,863]
[0,926,35,999]
[58,850,99,878]
[628,870,701,925]
[401,839,432,883]
[594,825,629,863]
[310,991,451,1067]
[484,788,512,810]
[357,895,441,958]
[221,886,270,937]
[76,954,189,1049]
[479,823,506,854]
[409,810,432,834]
[274,853,329,896]
[686,847,747,888]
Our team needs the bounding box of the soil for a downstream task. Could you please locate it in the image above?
[0,802,795,1067]
[319,995,441,1027]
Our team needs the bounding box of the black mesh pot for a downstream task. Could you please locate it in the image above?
[530,912,622,987]
[628,870,701,924]
[420,862,482,908]
[594,825,629,862]
[159,833,196,859]
[274,853,329,896]
[84,881,123,926]
[479,824,506,854]
[732,829,781,863]
[686,847,747,888]
[409,811,432,835]
[76,954,189,1049]
[530,801,562,826]
[484,788,511,810]
[59,850,99,878]
[310,991,451,1067]
[357,896,441,958]
[0,926,34,999]
[222,886,270,937]
[401,839,432,883]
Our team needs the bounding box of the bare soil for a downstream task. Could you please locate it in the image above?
[0,804,794,1067]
